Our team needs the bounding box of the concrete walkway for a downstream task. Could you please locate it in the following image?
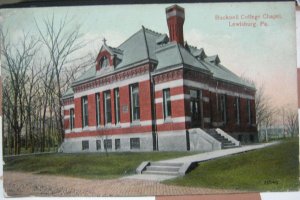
[122,141,280,182]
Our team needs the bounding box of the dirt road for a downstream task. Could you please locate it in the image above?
[4,171,239,197]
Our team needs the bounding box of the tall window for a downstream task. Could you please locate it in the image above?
[130,84,140,121]
[247,99,251,124]
[96,140,101,150]
[163,89,171,119]
[190,89,201,126]
[115,139,120,150]
[218,94,227,124]
[82,96,88,127]
[104,91,112,124]
[114,88,120,124]
[235,97,240,125]
[70,108,74,130]
[96,93,101,126]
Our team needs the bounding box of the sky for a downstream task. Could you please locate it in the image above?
[0,2,297,110]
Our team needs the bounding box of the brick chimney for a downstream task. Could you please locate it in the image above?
[166,5,185,46]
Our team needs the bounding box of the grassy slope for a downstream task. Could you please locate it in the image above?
[4,151,194,179]
[164,138,299,191]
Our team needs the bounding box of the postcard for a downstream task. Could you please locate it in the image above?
[0,1,298,198]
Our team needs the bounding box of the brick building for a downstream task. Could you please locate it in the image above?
[61,5,257,153]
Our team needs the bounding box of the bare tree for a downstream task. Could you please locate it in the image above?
[35,15,86,144]
[1,30,39,154]
[254,84,277,141]
[285,108,298,137]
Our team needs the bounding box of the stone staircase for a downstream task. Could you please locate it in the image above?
[141,162,184,176]
[205,129,238,149]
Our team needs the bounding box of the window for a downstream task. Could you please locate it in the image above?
[114,88,120,124]
[100,56,108,68]
[115,139,120,150]
[104,139,112,149]
[82,96,88,127]
[96,140,101,150]
[104,91,112,124]
[96,93,101,126]
[190,89,202,126]
[130,84,140,121]
[70,108,74,130]
[235,97,240,125]
[218,94,227,124]
[130,138,140,149]
[82,140,89,150]
[247,99,251,124]
[163,89,172,119]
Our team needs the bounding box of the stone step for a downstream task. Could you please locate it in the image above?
[150,162,183,167]
[142,170,180,176]
[223,145,239,149]
[221,141,234,144]
[222,144,237,148]
[146,165,180,172]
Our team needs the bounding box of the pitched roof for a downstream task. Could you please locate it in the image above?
[63,27,254,98]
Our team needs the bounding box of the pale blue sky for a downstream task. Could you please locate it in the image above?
[0,2,297,109]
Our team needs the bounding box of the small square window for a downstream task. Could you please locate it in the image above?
[104,139,112,149]
[130,138,140,149]
[82,140,89,150]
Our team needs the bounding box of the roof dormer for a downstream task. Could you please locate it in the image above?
[96,39,123,71]
[205,55,220,65]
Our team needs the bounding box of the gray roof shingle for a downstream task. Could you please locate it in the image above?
[63,27,254,98]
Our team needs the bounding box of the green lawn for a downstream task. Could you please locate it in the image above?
[164,138,299,191]
[4,151,194,179]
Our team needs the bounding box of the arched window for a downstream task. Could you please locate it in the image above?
[100,56,108,68]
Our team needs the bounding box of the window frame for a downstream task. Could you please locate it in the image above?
[70,108,74,130]
[235,97,241,125]
[115,139,121,150]
[218,94,227,124]
[95,93,101,126]
[100,56,108,68]
[82,96,88,128]
[82,140,89,150]
[114,88,120,124]
[163,88,172,119]
[96,140,101,150]
[247,99,251,125]
[104,90,112,125]
[130,138,140,149]
[104,139,112,150]
[130,83,140,122]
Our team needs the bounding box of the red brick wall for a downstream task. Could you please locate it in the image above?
[88,94,96,126]
[167,14,185,45]
[64,119,69,129]
[74,97,82,128]
[156,101,164,119]
[171,86,185,118]
[139,80,152,121]
[64,109,70,116]
[119,85,131,123]
[66,125,152,138]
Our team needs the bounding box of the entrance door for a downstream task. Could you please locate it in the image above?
[190,89,203,128]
